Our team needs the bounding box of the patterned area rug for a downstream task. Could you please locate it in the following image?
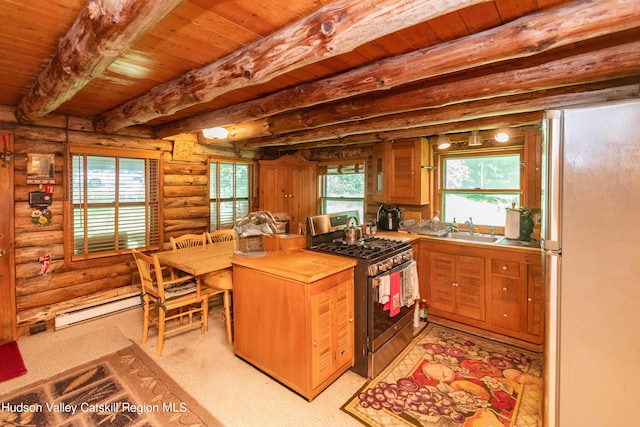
[0,344,222,427]
[342,323,543,426]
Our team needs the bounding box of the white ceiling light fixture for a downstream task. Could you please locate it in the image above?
[468,130,483,146]
[494,128,510,143]
[202,126,229,139]
[437,134,451,149]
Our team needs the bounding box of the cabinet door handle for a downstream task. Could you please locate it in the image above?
[503,313,508,318]
[502,287,508,292]
[348,318,353,323]
[313,341,317,347]
[502,265,508,271]
[527,297,532,302]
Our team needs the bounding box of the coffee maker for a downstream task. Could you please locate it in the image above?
[377,204,401,231]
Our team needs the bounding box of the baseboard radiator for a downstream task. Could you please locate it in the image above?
[55,292,141,329]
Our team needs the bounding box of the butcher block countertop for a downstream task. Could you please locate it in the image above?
[231,249,356,283]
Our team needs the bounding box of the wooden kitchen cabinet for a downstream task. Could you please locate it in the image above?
[420,239,543,348]
[310,279,353,388]
[489,258,526,333]
[259,154,317,225]
[386,137,430,205]
[427,245,485,323]
[232,263,354,401]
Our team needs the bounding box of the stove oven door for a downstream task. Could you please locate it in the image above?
[367,261,417,377]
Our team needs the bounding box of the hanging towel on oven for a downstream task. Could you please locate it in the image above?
[401,260,420,307]
[386,271,401,316]
[378,274,390,305]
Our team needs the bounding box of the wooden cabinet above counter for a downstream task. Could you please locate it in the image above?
[372,137,431,205]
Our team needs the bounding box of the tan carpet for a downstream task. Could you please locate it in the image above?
[0,344,222,426]
[0,303,368,426]
[342,323,543,427]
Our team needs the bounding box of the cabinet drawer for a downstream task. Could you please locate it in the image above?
[491,259,520,277]
[491,300,522,332]
[491,277,521,302]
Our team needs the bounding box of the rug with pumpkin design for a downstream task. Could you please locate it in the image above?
[342,323,543,427]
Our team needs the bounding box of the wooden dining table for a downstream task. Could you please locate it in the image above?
[154,240,235,276]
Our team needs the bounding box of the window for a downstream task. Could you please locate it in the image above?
[318,161,365,221]
[210,160,255,231]
[70,145,160,259]
[440,151,522,226]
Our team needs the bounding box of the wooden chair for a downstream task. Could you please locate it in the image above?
[206,229,238,248]
[169,232,207,250]
[131,248,208,356]
[204,229,237,345]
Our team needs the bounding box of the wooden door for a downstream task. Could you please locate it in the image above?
[527,263,544,336]
[456,255,485,321]
[310,286,334,388]
[0,131,16,342]
[429,251,456,314]
[387,140,417,201]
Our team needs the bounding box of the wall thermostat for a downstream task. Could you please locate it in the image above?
[29,191,52,207]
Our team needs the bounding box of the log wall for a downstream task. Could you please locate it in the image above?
[1,116,251,337]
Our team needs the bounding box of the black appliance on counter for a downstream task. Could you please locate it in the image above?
[377,204,401,231]
[307,211,416,378]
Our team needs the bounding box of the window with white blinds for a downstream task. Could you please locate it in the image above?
[209,160,255,231]
[318,160,365,220]
[69,145,161,259]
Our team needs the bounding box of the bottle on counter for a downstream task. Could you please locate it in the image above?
[432,210,440,222]
[419,299,429,323]
[452,218,459,232]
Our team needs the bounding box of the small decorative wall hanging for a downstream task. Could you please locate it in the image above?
[172,140,194,161]
[39,253,51,275]
[31,208,53,226]
[26,153,55,184]
[1,135,15,165]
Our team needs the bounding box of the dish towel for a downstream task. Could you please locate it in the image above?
[388,271,401,317]
[401,260,420,307]
[378,274,390,305]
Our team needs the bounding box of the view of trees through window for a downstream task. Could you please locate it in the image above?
[442,153,521,226]
[321,168,365,221]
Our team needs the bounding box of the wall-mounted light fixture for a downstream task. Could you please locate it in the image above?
[437,134,451,149]
[468,130,483,147]
[494,128,510,143]
[202,126,229,139]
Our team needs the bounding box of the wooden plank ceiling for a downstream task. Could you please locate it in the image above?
[1,0,639,151]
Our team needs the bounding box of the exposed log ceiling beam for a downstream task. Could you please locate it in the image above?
[156,0,640,139]
[239,81,640,149]
[14,0,186,124]
[229,40,640,147]
[94,0,492,132]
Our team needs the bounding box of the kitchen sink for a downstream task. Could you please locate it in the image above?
[495,238,541,248]
[446,232,500,243]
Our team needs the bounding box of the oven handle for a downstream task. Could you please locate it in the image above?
[371,260,415,288]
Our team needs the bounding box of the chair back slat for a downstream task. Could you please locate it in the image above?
[170,232,207,250]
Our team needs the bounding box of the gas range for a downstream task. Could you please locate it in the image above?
[309,236,409,260]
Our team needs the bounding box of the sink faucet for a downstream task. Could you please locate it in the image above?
[464,217,474,235]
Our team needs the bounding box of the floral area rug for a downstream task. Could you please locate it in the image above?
[0,344,222,427]
[342,323,543,426]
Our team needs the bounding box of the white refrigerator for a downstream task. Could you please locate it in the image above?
[542,100,640,427]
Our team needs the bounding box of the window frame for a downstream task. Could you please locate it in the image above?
[209,158,256,231]
[318,159,366,221]
[67,144,162,263]
[436,147,524,228]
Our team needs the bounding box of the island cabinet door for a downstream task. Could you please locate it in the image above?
[310,278,354,389]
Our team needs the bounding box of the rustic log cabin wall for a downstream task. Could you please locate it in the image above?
[1,114,253,337]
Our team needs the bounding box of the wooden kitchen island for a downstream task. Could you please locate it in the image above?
[231,249,357,401]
